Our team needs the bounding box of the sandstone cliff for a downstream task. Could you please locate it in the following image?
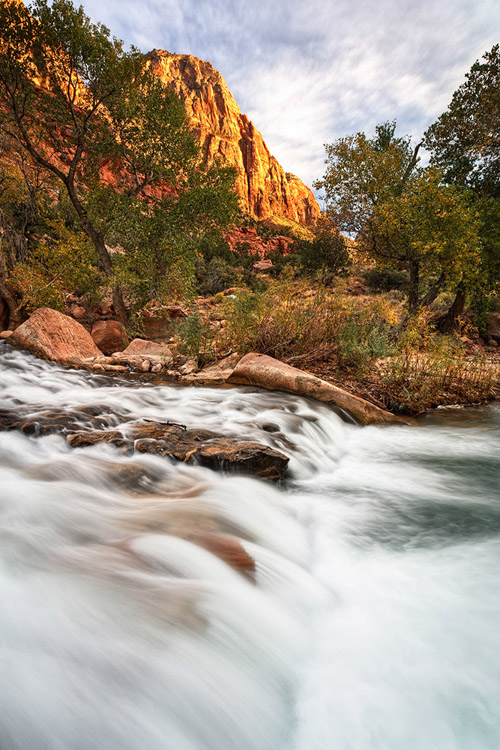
[146,50,320,226]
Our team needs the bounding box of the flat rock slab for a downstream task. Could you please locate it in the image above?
[228,352,405,425]
[181,353,240,385]
[0,409,289,482]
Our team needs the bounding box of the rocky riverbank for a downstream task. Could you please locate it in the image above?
[3,306,403,425]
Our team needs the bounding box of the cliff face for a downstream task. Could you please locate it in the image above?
[146,50,320,226]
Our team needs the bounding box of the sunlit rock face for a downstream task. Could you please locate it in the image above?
[146,50,320,225]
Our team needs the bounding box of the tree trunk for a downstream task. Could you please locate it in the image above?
[65,181,129,323]
[0,244,21,330]
[395,270,446,337]
[408,260,420,312]
[436,282,466,334]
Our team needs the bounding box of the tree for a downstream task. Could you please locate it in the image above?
[295,215,350,279]
[315,122,480,317]
[425,46,500,329]
[0,0,238,322]
[425,45,500,198]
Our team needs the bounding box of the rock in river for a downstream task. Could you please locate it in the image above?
[0,408,289,482]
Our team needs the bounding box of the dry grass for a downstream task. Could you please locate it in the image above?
[218,278,395,371]
[372,350,500,414]
[179,277,500,415]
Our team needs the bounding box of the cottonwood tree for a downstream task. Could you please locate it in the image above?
[425,46,500,329]
[315,121,480,319]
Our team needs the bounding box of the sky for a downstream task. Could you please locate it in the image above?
[80,0,500,192]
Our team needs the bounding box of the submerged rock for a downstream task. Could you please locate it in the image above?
[0,408,289,482]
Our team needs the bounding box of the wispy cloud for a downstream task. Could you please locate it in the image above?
[82,0,500,188]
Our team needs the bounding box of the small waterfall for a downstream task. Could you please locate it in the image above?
[1,342,500,749]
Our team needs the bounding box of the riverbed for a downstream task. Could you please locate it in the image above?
[1,342,500,749]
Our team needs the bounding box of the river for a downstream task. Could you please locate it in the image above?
[1,342,500,750]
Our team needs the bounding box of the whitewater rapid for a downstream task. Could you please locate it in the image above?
[1,342,500,749]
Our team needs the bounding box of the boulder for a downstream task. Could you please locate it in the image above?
[228,353,405,425]
[183,353,240,385]
[9,307,101,364]
[0,407,289,482]
[193,440,288,481]
[109,339,173,371]
[91,320,129,355]
[69,303,87,320]
[163,304,189,318]
[252,259,274,272]
[178,357,198,375]
[122,338,173,360]
[129,422,289,481]
[141,315,172,342]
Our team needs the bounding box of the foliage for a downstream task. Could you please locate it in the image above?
[314,121,420,235]
[177,312,215,364]
[315,121,481,313]
[425,47,500,323]
[294,215,351,278]
[377,346,497,414]
[195,256,237,296]
[219,279,394,372]
[424,45,500,197]
[335,310,393,374]
[10,220,102,313]
[0,0,238,322]
[363,266,409,292]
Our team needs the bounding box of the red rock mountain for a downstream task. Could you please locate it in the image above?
[146,50,320,226]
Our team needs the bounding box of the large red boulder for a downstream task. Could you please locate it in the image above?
[9,307,101,364]
[91,320,129,355]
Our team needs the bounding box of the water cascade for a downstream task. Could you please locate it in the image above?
[1,343,500,749]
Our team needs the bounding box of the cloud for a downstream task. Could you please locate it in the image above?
[81,0,500,188]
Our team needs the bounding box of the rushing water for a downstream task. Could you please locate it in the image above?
[1,342,500,750]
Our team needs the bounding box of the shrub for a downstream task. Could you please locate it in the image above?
[196,256,237,296]
[377,347,498,414]
[363,266,409,292]
[336,312,393,374]
[177,312,215,365]
[198,233,235,264]
[295,221,351,279]
[219,278,394,370]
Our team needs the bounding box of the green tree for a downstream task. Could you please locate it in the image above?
[315,122,480,316]
[0,0,238,322]
[296,215,350,279]
[425,45,500,198]
[425,46,500,329]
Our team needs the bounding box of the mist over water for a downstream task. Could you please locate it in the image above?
[1,342,500,749]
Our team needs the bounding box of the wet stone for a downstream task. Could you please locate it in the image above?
[0,408,289,481]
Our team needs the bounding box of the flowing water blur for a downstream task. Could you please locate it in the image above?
[1,342,500,749]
